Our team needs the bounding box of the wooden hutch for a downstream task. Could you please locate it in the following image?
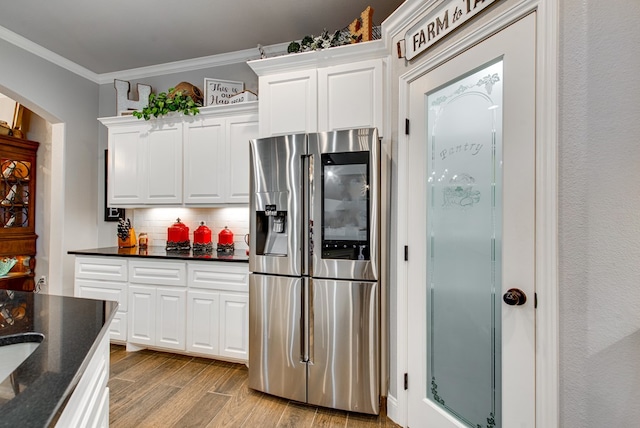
[0,134,38,291]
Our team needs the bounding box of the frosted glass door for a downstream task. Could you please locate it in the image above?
[426,60,503,427]
[407,14,536,428]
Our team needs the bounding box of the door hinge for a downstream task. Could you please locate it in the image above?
[404,373,408,390]
[535,292,538,309]
[405,118,410,135]
[404,245,409,261]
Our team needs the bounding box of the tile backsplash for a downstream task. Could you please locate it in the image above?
[130,207,249,249]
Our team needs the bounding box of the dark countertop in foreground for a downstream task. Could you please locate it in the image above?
[0,290,117,427]
[68,246,249,263]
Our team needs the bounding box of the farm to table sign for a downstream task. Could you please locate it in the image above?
[399,0,501,60]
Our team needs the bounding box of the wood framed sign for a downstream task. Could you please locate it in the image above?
[398,0,501,60]
[204,78,244,106]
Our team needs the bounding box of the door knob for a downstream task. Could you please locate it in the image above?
[503,288,527,306]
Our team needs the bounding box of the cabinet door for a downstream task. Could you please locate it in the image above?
[128,285,155,346]
[219,293,248,360]
[156,287,186,350]
[145,123,183,204]
[186,290,220,355]
[259,70,317,136]
[183,116,226,204]
[318,59,383,134]
[108,125,145,205]
[226,114,258,203]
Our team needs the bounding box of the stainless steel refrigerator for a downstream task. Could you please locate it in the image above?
[248,128,380,415]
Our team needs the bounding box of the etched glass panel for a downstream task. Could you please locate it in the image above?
[426,60,503,428]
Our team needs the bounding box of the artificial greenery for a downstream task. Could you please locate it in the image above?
[287,29,356,54]
[132,88,200,120]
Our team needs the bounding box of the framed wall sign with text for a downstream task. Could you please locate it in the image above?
[204,78,244,106]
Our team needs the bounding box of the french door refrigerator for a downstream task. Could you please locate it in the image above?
[248,128,380,415]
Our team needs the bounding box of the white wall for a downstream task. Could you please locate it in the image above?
[0,38,100,296]
[559,1,640,426]
[25,110,52,287]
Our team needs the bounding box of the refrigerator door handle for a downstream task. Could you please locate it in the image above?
[303,154,314,277]
[306,277,313,364]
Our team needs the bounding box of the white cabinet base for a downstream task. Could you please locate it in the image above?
[74,256,249,363]
[56,331,110,427]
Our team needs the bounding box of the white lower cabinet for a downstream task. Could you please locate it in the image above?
[187,290,220,355]
[128,260,187,351]
[129,285,187,350]
[56,330,110,427]
[74,257,128,343]
[74,255,249,363]
[219,293,249,360]
[186,261,249,361]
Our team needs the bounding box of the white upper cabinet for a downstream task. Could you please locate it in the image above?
[248,42,387,137]
[145,121,183,204]
[317,59,383,132]
[106,119,182,205]
[258,69,318,136]
[100,102,258,207]
[226,115,258,203]
[183,115,226,204]
[107,125,145,205]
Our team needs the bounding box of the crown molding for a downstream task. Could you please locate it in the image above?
[96,42,290,85]
[0,25,100,83]
[248,39,387,76]
[0,22,289,85]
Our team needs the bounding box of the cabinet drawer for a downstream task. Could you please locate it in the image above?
[76,279,127,310]
[75,257,127,282]
[129,260,186,286]
[188,262,248,292]
[0,236,36,255]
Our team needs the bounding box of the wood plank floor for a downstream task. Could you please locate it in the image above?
[109,345,400,428]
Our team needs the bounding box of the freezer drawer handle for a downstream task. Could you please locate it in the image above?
[306,279,313,364]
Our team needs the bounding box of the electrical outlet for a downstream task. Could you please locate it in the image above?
[36,275,47,292]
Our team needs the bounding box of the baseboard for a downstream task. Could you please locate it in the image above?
[386,394,404,427]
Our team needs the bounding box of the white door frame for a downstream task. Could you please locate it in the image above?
[393,1,558,427]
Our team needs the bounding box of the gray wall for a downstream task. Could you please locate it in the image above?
[559,1,640,426]
[0,37,99,295]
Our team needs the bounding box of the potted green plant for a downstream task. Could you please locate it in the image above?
[132,87,201,120]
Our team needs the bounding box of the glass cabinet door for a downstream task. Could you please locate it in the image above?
[1,159,32,228]
[0,136,39,291]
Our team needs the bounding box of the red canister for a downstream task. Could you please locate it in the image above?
[193,221,213,253]
[217,226,235,254]
[166,218,191,251]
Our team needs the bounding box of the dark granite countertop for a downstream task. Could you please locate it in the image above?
[68,246,249,263]
[0,290,117,427]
